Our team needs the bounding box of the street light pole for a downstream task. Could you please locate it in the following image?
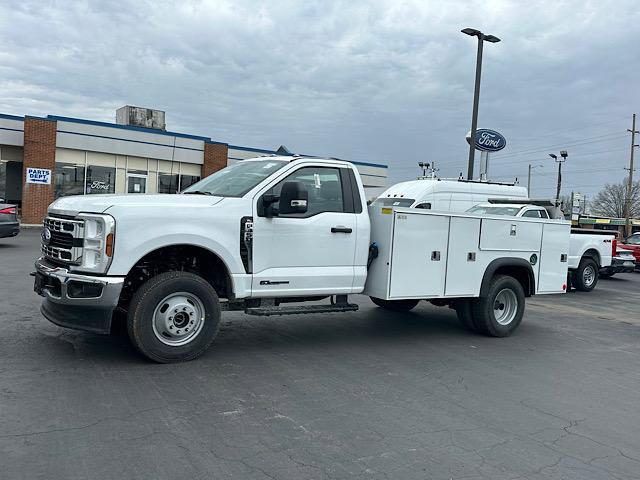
[461,28,500,181]
[549,151,568,205]
[527,164,543,197]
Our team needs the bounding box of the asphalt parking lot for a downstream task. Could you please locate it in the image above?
[2,229,640,480]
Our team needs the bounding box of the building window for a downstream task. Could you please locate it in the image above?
[158,173,179,194]
[85,166,115,194]
[179,174,200,191]
[55,163,85,198]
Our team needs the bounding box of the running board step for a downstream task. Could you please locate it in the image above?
[245,303,359,316]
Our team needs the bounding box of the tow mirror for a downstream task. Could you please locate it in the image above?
[279,181,308,215]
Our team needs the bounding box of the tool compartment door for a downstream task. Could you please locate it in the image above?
[389,212,450,298]
[480,218,543,251]
[537,222,570,293]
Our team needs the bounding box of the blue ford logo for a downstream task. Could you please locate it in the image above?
[42,227,52,245]
[473,129,506,152]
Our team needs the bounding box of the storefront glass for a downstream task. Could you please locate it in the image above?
[179,174,201,191]
[158,173,179,194]
[55,163,85,198]
[85,166,115,194]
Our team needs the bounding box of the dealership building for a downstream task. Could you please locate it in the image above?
[0,107,388,224]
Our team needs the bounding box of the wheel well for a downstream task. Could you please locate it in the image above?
[582,249,601,267]
[493,265,534,297]
[117,244,233,312]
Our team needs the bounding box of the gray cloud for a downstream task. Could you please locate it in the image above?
[1,0,639,198]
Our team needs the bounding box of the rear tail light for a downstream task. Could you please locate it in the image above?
[0,207,16,215]
[612,238,617,257]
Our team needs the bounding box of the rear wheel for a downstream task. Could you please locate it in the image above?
[574,258,599,292]
[472,275,525,337]
[370,297,420,312]
[127,271,221,363]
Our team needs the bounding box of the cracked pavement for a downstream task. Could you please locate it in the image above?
[2,229,640,479]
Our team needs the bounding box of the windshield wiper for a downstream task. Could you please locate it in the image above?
[183,190,214,196]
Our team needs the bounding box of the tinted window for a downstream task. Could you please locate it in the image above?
[415,203,431,210]
[467,206,520,216]
[626,235,640,245]
[269,166,344,216]
[158,173,179,194]
[372,198,415,207]
[85,166,115,194]
[55,163,85,198]
[522,209,542,218]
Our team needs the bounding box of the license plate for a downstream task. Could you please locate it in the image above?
[623,261,635,267]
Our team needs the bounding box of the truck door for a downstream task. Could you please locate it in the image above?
[251,165,358,296]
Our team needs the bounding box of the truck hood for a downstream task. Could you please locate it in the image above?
[48,194,224,217]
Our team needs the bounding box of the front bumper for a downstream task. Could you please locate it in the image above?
[33,258,125,334]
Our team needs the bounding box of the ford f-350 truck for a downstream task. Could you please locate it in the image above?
[34,156,570,362]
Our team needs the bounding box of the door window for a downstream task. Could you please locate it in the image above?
[127,174,147,194]
[522,209,548,218]
[267,167,344,216]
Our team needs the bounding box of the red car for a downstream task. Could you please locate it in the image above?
[619,233,640,270]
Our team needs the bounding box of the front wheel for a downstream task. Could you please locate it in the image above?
[574,258,599,292]
[472,275,525,337]
[370,297,420,312]
[127,271,221,363]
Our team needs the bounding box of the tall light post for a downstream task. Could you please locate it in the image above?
[527,164,544,197]
[549,151,568,204]
[461,28,500,180]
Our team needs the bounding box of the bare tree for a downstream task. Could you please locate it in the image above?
[590,177,640,218]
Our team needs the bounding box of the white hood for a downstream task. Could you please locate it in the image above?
[48,194,224,217]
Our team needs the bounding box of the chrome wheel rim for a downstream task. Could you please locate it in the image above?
[583,265,595,287]
[493,288,518,326]
[152,292,205,346]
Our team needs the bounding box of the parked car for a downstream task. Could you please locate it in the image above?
[619,233,640,270]
[600,248,636,277]
[0,203,20,238]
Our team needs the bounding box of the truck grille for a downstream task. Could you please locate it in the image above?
[42,216,85,264]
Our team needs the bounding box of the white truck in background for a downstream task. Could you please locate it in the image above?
[34,156,570,363]
[375,178,614,292]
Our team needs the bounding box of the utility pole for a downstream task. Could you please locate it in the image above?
[625,113,638,237]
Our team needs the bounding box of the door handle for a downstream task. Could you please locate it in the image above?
[331,226,352,233]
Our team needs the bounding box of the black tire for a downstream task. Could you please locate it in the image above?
[370,297,420,312]
[127,271,221,363]
[573,258,599,292]
[454,299,477,333]
[472,275,525,337]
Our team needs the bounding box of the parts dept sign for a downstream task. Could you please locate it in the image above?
[26,168,51,185]
[466,129,507,152]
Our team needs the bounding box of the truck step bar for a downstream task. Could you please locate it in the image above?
[245,303,359,316]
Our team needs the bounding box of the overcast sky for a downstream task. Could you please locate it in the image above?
[1,0,639,198]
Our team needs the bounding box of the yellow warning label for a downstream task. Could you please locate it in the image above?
[381,207,392,215]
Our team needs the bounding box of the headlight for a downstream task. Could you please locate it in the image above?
[74,213,116,274]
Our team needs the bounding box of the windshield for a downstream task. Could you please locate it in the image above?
[467,205,521,216]
[182,160,287,197]
[625,234,640,245]
[372,198,415,208]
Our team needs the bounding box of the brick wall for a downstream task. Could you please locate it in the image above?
[202,141,228,178]
[21,117,57,224]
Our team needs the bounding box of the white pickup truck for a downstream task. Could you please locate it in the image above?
[34,156,570,362]
[376,178,613,292]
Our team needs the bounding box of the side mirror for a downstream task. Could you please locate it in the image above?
[278,181,308,215]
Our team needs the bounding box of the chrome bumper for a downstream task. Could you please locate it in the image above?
[34,257,125,334]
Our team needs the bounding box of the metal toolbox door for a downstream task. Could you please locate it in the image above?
[389,213,450,298]
[480,218,543,251]
[537,222,570,293]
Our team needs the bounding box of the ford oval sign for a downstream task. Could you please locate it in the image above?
[473,129,506,152]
